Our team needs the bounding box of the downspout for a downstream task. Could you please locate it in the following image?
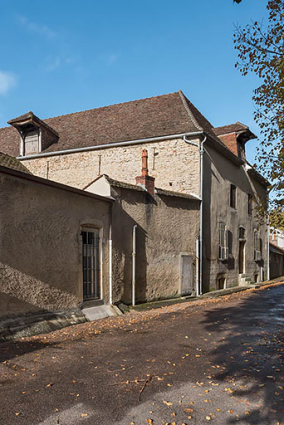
[109,204,113,305]
[183,133,207,296]
[267,219,270,281]
[132,225,137,306]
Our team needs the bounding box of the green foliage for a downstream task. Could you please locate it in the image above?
[270,207,284,230]
[233,0,284,206]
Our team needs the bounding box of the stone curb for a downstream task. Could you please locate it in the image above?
[0,308,87,343]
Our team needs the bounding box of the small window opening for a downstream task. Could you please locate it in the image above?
[239,226,246,240]
[217,277,226,290]
[248,194,253,215]
[230,184,236,209]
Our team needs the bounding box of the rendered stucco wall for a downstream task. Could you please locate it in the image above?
[0,170,110,318]
[202,145,268,291]
[21,138,201,196]
[110,187,200,303]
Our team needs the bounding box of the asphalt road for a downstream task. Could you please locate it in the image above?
[0,283,283,425]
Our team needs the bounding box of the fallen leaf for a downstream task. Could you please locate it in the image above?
[163,401,173,406]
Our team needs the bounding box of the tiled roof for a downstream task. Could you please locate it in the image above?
[0,152,32,174]
[155,187,200,200]
[214,122,250,136]
[89,174,200,200]
[0,91,226,157]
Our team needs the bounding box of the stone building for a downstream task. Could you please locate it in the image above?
[0,153,112,320]
[0,90,269,306]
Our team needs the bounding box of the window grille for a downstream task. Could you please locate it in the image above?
[82,229,100,300]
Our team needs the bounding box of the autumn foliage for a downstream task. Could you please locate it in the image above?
[234,0,284,206]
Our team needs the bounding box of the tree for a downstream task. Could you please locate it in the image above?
[233,0,284,207]
[270,207,284,229]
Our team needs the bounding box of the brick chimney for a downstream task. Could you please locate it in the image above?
[135,149,155,195]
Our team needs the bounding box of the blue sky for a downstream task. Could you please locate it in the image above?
[0,0,269,163]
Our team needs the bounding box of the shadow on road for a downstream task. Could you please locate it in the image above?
[0,339,59,363]
[202,286,284,424]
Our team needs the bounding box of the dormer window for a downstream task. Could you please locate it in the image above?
[24,128,39,155]
[8,111,58,156]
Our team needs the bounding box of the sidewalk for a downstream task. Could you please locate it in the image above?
[127,276,284,312]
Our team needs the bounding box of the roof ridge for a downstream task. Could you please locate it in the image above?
[178,90,202,132]
[42,91,180,123]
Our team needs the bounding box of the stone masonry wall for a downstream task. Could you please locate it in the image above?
[21,138,201,196]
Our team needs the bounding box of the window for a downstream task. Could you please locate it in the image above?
[24,129,39,155]
[248,194,253,215]
[254,230,261,261]
[239,226,246,240]
[217,276,226,290]
[219,222,228,261]
[82,229,100,300]
[230,184,236,209]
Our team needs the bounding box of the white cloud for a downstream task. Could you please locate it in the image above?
[17,15,56,39]
[0,71,17,95]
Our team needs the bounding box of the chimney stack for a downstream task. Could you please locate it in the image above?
[136,149,155,195]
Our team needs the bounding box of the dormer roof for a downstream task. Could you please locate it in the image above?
[8,111,59,137]
[214,121,256,143]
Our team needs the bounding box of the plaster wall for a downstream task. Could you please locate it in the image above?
[0,170,110,318]
[21,138,201,196]
[202,145,268,291]
[110,187,200,303]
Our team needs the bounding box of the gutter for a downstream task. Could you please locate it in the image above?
[183,133,207,296]
[18,131,204,161]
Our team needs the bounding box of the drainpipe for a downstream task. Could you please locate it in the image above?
[109,205,113,305]
[195,239,199,294]
[132,225,137,306]
[267,220,270,281]
[183,133,207,296]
